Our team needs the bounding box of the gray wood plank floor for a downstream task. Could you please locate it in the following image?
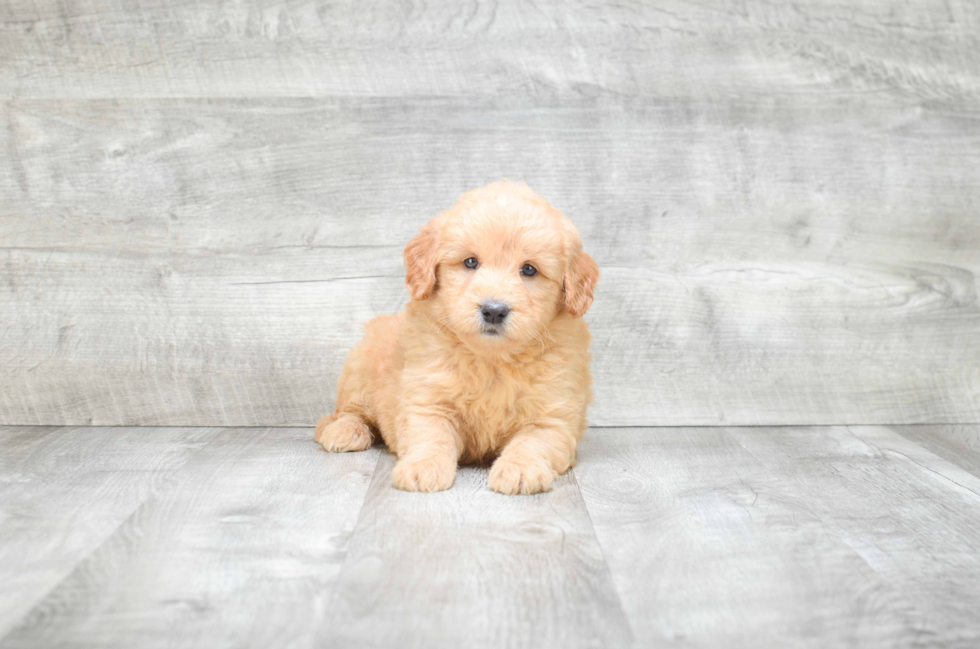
[0,426,220,636]
[2,425,980,648]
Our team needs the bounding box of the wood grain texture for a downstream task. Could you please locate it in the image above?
[1,0,978,100]
[892,424,980,479]
[0,425,221,638]
[575,427,926,647]
[0,427,381,649]
[727,425,980,648]
[2,96,978,426]
[320,453,633,649]
[4,425,980,646]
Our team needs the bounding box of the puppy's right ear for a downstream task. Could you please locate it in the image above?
[404,225,439,300]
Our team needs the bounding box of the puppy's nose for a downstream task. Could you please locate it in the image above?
[480,301,510,325]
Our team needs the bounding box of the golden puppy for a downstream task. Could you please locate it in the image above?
[315,181,598,494]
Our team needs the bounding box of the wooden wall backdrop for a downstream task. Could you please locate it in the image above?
[1,0,978,427]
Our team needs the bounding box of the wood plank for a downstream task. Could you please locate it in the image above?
[0,428,381,648]
[727,425,980,648]
[0,425,221,638]
[575,427,926,647]
[891,425,980,478]
[2,97,978,426]
[1,0,978,99]
[319,453,633,648]
[5,425,980,646]
[0,425,61,454]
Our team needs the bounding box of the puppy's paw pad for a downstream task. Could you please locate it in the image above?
[489,455,555,495]
[392,456,456,492]
[317,415,372,453]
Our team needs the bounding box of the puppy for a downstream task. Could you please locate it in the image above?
[315,181,598,494]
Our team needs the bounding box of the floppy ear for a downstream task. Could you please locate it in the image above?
[563,248,599,317]
[403,225,439,300]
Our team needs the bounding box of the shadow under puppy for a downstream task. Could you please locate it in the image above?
[315,181,599,494]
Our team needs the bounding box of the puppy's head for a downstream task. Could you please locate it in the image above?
[404,181,598,350]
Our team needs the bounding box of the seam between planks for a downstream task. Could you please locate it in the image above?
[0,426,227,644]
[716,425,941,641]
[566,465,638,647]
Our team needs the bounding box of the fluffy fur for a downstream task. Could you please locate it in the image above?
[315,181,599,494]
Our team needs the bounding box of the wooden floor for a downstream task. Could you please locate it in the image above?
[1,425,979,648]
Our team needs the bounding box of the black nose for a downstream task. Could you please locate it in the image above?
[481,301,510,325]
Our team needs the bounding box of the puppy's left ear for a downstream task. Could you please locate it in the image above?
[563,248,599,317]
[404,225,439,300]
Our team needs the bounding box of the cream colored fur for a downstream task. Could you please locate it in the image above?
[315,181,599,494]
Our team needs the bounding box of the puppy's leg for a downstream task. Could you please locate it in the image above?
[391,409,461,493]
[316,413,373,452]
[489,423,576,495]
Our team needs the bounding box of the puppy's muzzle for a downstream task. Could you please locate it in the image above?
[480,300,510,335]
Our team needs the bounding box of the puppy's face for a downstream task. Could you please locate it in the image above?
[404,182,598,351]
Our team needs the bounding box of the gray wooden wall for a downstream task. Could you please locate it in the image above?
[1,0,978,427]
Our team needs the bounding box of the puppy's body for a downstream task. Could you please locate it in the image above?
[316,182,598,494]
[323,304,591,464]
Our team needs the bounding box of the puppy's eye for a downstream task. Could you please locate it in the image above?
[521,264,537,277]
[463,257,479,269]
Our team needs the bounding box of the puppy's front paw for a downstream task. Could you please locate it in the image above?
[316,414,373,453]
[489,454,556,495]
[392,455,456,492]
